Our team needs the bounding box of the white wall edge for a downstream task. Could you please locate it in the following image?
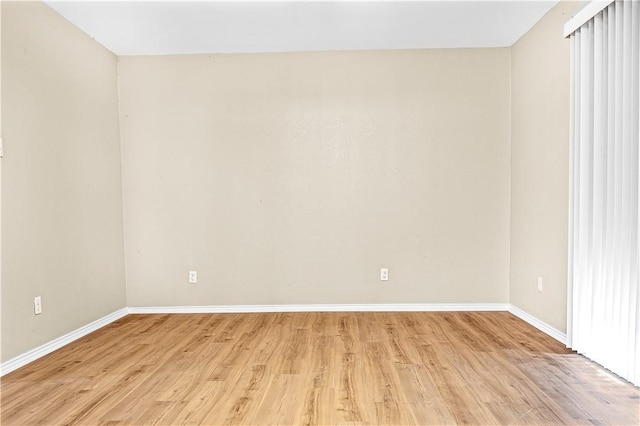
[564,0,614,38]
[508,304,567,345]
[127,303,509,314]
[0,307,129,377]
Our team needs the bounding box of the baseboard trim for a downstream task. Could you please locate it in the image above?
[1,303,565,376]
[0,308,129,377]
[127,303,509,314]
[508,304,567,345]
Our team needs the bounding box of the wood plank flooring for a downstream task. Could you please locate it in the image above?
[1,312,638,425]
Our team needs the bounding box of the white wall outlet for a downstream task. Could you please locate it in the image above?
[380,268,389,281]
[189,270,197,284]
[34,296,42,315]
[537,277,543,292]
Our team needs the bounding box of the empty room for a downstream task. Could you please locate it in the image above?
[1,0,639,424]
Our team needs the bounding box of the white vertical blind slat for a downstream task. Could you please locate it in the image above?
[630,0,640,386]
[568,0,640,386]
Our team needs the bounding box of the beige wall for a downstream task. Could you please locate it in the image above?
[1,1,126,361]
[118,49,512,307]
[1,0,580,362]
[510,1,583,332]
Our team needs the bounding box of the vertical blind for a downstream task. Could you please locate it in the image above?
[568,0,639,386]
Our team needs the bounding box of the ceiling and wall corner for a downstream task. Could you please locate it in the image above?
[45,0,559,55]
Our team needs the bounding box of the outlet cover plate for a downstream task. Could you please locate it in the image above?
[380,268,389,281]
[34,296,42,315]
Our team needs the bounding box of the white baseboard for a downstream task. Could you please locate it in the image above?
[128,303,510,314]
[508,304,567,345]
[0,308,129,377]
[2,303,565,376]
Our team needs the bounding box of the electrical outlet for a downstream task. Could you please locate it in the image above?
[380,268,389,281]
[537,277,543,292]
[189,270,197,284]
[34,296,42,315]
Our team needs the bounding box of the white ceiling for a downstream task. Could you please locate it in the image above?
[46,1,560,56]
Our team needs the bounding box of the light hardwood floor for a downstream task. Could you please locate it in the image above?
[1,312,638,425]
